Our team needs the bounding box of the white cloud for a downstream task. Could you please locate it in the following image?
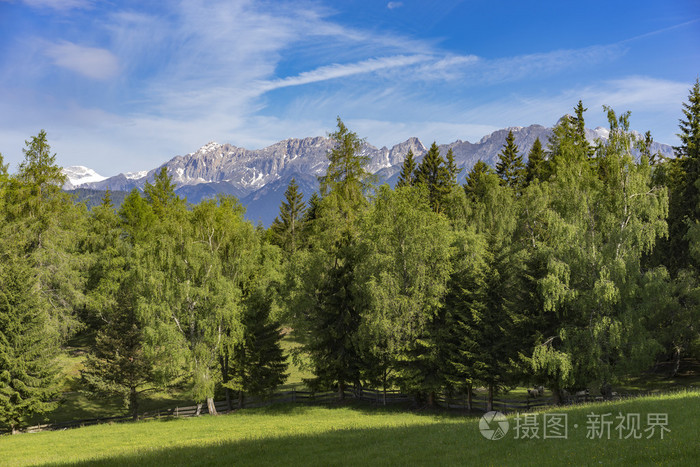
[22,0,92,10]
[45,41,119,80]
[258,55,429,92]
[387,2,403,10]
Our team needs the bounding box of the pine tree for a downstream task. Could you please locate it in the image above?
[144,167,179,218]
[81,280,156,420]
[396,149,417,188]
[6,131,87,340]
[464,160,494,200]
[228,288,287,407]
[270,178,306,256]
[525,137,546,185]
[415,142,450,212]
[319,117,373,217]
[445,148,462,187]
[0,257,59,434]
[495,130,524,188]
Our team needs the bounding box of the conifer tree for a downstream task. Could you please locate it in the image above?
[525,137,546,184]
[396,149,417,188]
[0,257,59,434]
[415,142,450,212]
[6,131,86,340]
[495,130,524,188]
[292,119,372,400]
[270,178,306,256]
[228,288,287,407]
[445,148,462,187]
[319,117,373,217]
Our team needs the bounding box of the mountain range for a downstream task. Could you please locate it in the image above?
[63,124,675,226]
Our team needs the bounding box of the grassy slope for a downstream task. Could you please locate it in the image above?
[3,391,698,466]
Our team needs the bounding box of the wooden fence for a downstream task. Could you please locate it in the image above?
[17,386,694,434]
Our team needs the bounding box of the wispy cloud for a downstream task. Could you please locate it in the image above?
[258,55,429,92]
[387,2,403,10]
[45,41,119,80]
[21,0,92,10]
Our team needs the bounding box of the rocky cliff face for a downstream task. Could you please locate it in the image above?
[72,124,675,225]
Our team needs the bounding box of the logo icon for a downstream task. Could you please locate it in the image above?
[479,411,509,440]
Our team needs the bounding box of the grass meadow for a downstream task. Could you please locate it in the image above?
[2,389,698,466]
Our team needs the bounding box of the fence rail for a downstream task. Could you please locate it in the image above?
[16,385,695,434]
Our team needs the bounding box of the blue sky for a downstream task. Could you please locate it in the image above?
[0,0,698,175]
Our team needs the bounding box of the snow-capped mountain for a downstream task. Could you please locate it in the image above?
[62,166,107,189]
[71,124,674,225]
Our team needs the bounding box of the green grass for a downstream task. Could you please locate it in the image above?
[3,390,699,466]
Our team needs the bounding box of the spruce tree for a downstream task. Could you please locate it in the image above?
[525,137,546,185]
[495,130,524,188]
[396,149,417,188]
[80,280,156,420]
[270,178,306,256]
[0,257,59,434]
[445,148,462,187]
[319,117,373,217]
[415,142,450,212]
[228,288,287,407]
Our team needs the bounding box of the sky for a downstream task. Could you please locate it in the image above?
[0,0,698,176]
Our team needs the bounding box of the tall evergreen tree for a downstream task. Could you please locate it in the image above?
[495,130,524,188]
[292,119,372,400]
[227,287,287,408]
[525,137,546,185]
[396,149,417,188]
[5,131,86,340]
[415,142,450,212]
[0,256,59,434]
[319,117,373,217]
[445,148,462,187]
[270,178,306,256]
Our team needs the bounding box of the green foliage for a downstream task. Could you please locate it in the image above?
[495,130,524,188]
[319,117,373,218]
[525,137,546,185]
[0,256,59,433]
[395,149,416,188]
[269,178,306,256]
[415,142,450,212]
[356,185,454,399]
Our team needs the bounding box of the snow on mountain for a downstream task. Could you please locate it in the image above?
[70,124,676,225]
[124,170,148,180]
[62,166,107,189]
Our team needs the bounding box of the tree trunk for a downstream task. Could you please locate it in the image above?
[382,369,387,406]
[338,381,345,401]
[238,391,244,409]
[427,391,435,408]
[670,347,681,378]
[553,388,561,405]
[195,403,202,416]
[207,397,217,416]
[11,423,17,435]
[487,383,494,412]
[130,386,139,421]
[467,383,473,412]
[220,354,232,411]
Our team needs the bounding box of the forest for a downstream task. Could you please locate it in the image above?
[0,81,698,435]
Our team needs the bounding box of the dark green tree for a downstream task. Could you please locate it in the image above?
[445,148,462,187]
[270,178,306,256]
[415,142,450,212]
[525,137,546,185]
[0,257,59,434]
[495,130,524,188]
[228,288,287,408]
[396,149,417,188]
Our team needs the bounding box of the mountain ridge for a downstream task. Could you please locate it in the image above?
[64,124,675,225]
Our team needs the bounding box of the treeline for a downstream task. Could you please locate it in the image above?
[1,82,699,433]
